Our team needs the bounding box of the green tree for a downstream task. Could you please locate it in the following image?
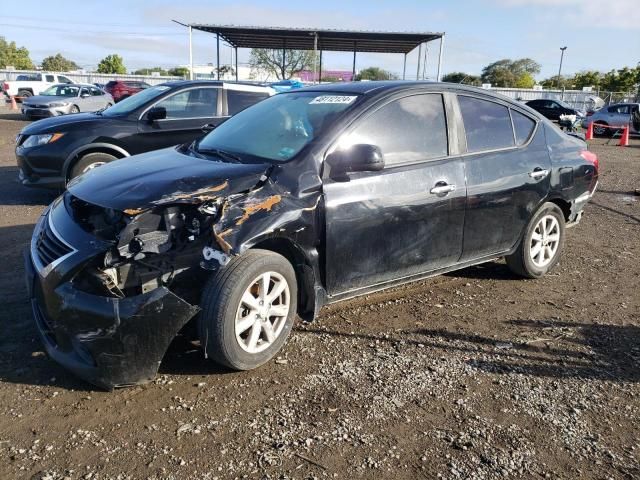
[568,70,601,90]
[441,72,481,86]
[97,54,126,74]
[0,36,34,69]
[480,58,541,87]
[514,72,536,88]
[249,49,316,80]
[168,66,190,77]
[41,53,78,72]
[355,67,397,81]
[133,67,168,76]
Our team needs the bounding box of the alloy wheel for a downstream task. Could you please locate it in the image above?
[529,214,560,268]
[234,271,290,354]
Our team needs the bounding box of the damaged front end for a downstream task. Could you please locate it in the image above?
[25,192,230,389]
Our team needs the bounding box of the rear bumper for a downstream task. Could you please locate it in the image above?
[25,203,200,389]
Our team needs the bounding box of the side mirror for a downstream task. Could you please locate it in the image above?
[81,93,90,98]
[201,123,216,133]
[147,106,167,122]
[326,144,385,175]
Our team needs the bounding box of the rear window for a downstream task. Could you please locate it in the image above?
[227,90,270,115]
[459,95,515,152]
[511,110,536,145]
[105,81,117,88]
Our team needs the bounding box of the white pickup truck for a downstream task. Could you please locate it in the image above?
[2,72,75,99]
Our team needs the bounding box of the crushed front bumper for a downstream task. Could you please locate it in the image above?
[25,200,200,389]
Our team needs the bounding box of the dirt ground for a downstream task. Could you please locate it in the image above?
[0,103,638,480]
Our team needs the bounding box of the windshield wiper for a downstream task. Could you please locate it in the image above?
[196,147,243,163]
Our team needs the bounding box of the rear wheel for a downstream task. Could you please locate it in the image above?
[593,121,609,137]
[505,202,565,279]
[198,249,297,370]
[69,152,117,181]
[17,90,32,99]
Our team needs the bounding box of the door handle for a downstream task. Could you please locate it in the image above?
[529,168,549,180]
[430,183,456,195]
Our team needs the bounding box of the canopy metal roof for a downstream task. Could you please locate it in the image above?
[188,24,443,54]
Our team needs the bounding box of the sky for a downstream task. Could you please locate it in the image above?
[2,0,639,80]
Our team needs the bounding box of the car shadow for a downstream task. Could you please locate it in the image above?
[590,200,640,224]
[297,318,640,383]
[0,166,58,206]
[444,261,521,281]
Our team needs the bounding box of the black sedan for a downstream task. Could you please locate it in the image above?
[525,98,585,121]
[26,82,598,389]
[15,80,273,189]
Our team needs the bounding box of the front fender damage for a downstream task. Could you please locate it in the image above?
[49,283,200,389]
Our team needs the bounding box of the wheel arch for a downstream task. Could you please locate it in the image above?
[546,196,572,222]
[63,143,130,183]
[249,236,323,321]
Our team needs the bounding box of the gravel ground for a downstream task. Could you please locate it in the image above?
[0,104,638,480]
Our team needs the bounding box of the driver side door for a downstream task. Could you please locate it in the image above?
[135,87,223,153]
[323,93,466,296]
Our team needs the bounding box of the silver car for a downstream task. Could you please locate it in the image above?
[21,84,114,119]
[583,102,640,135]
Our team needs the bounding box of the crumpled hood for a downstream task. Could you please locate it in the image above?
[68,147,270,212]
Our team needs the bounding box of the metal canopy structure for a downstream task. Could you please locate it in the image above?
[174,22,445,82]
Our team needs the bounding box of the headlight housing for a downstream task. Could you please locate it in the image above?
[49,102,69,108]
[22,133,65,148]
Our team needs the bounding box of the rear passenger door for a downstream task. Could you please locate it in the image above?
[456,94,550,261]
[323,92,467,295]
[135,87,222,152]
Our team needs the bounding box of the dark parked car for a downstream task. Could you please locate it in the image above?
[525,98,585,121]
[104,80,151,102]
[26,82,598,389]
[15,81,274,188]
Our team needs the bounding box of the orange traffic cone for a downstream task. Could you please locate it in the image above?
[10,96,18,111]
[619,126,629,147]
[585,121,593,140]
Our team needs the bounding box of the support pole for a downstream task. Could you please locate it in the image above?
[235,47,238,81]
[313,33,318,84]
[422,44,428,80]
[436,34,445,82]
[189,25,193,80]
[216,33,220,80]
[352,42,357,81]
[319,50,323,83]
[402,53,407,80]
[416,43,422,80]
[281,45,286,79]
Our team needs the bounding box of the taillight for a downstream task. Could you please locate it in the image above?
[580,149,598,172]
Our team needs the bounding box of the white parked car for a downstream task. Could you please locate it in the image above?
[21,84,114,119]
[1,72,75,99]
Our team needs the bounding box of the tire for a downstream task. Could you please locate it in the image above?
[198,249,298,370]
[69,152,117,181]
[505,202,565,279]
[70,105,80,114]
[17,90,32,99]
[593,122,609,137]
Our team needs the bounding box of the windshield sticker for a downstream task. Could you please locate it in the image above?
[309,95,357,105]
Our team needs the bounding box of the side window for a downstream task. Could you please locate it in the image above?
[80,87,90,96]
[155,88,218,119]
[458,96,515,152]
[511,110,536,146]
[227,90,270,115]
[45,75,55,82]
[90,87,102,96]
[608,105,629,114]
[343,94,448,166]
[58,76,72,84]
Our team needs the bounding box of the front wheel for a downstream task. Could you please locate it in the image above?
[69,152,117,181]
[505,202,565,279]
[593,122,608,137]
[198,249,297,370]
[70,105,80,114]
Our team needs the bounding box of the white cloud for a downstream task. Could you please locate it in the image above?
[495,0,640,29]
